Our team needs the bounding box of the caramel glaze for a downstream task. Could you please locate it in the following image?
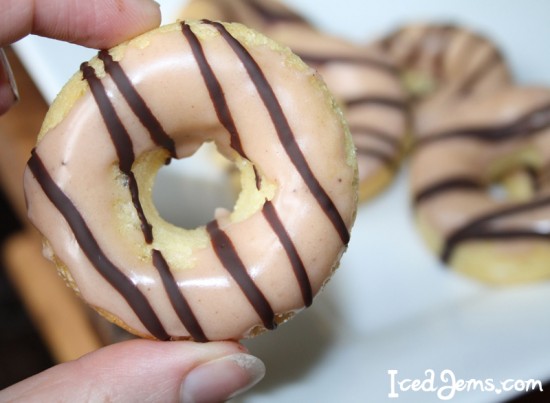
[411,87,550,265]
[180,0,408,198]
[26,21,354,340]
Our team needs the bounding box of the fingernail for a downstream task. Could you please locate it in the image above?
[180,353,265,403]
[0,48,19,115]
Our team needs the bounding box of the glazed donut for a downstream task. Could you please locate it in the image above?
[181,0,409,201]
[24,20,357,341]
[181,0,313,32]
[378,23,512,133]
[410,86,550,284]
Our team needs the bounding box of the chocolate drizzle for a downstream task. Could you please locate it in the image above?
[349,124,401,167]
[412,100,550,262]
[384,24,507,101]
[263,201,312,307]
[181,23,247,157]
[98,50,176,158]
[152,250,207,342]
[345,95,407,111]
[243,0,307,25]
[206,220,276,330]
[298,52,398,76]
[81,62,154,244]
[441,195,550,262]
[414,177,484,205]
[356,148,395,168]
[30,21,353,340]
[204,20,350,245]
[81,57,215,341]
[348,124,401,148]
[28,149,169,341]
[184,21,314,309]
[399,25,455,76]
[458,48,503,96]
[346,98,407,170]
[417,102,550,147]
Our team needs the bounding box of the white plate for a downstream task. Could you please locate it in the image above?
[13,1,550,402]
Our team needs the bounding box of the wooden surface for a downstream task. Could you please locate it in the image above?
[0,47,103,363]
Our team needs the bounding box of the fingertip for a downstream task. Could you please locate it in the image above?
[91,0,162,48]
[14,0,163,50]
[180,353,266,403]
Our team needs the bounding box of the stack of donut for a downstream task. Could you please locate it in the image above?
[180,0,550,285]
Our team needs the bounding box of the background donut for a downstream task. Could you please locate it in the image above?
[410,86,550,283]
[376,22,512,134]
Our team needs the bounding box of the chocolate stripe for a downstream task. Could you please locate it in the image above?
[206,220,276,330]
[414,177,484,205]
[244,0,307,24]
[98,50,176,158]
[263,201,312,307]
[345,95,407,110]
[349,124,401,149]
[458,48,503,96]
[81,62,153,243]
[152,249,207,342]
[206,20,350,244]
[184,22,312,309]
[441,195,550,262]
[430,26,454,80]
[28,149,169,340]
[356,147,395,168]
[401,25,436,67]
[443,227,550,263]
[418,102,550,147]
[181,22,246,157]
[297,52,398,75]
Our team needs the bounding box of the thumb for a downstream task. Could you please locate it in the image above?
[1,0,162,49]
[0,339,265,403]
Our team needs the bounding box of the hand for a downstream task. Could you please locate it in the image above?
[0,0,162,114]
[0,339,266,402]
[0,1,266,401]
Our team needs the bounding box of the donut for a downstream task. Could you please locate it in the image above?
[23,20,357,341]
[410,86,550,284]
[378,23,512,133]
[180,0,313,33]
[181,0,409,201]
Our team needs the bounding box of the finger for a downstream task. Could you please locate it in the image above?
[0,0,161,49]
[0,339,265,403]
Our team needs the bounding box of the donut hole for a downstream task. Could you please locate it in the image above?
[487,167,538,203]
[152,142,239,229]
[143,141,276,233]
[129,141,277,268]
[402,70,437,100]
